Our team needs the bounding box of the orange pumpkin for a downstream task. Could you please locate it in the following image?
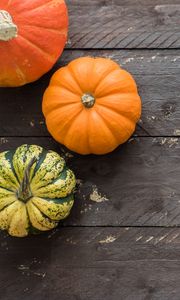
[43,57,142,155]
[0,0,68,87]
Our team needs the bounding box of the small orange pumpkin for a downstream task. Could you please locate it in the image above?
[43,57,142,155]
[0,0,68,87]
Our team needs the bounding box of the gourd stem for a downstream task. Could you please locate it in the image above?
[81,93,95,108]
[17,157,37,202]
[0,10,18,41]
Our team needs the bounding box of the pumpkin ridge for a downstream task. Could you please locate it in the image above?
[34,169,76,199]
[8,202,29,237]
[31,156,68,191]
[45,85,81,100]
[22,24,67,35]
[18,34,55,62]
[3,40,27,84]
[29,200,51,222]
[48,107,83,144]
[95,87,136,98]
[46,103,83,119]
[58,109,91,154]
[45,102,82,118]
[13,144,31,182]
[0,199,17,213]
[30,149,48,182]
[96,105,136,140]
[34,167,71,192]
[49,71,83,96]
[67,64,84,94]
[5,150,20,185]
[31,197,73,221]
[63,109,89,146]
[15,0,65,14]
[7,0,12,6]
[27,201,57,230]
[0,185,16,193]
[1,39,28,86]
[13,145,45,187]
[86,111,92,153]
[40,194,74,204]
[26,203,37,232]
[0,155,19,191]
[96,102,140,123]
[28,200,57,224]
[93,109,119,144]
[14,63,26,84]
[96,89,135,99]
[95,69,138,97]
[32,165,68,192]
[0,188,14,199]
[5,201,20,231]
[93,65,120,93]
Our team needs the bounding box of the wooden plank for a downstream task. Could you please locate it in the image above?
[0,50,179,137]
[66,0,180,49]
[0,136,180,227]
[1,227,180,300]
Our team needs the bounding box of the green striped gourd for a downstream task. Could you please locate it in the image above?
[0,145,76,237]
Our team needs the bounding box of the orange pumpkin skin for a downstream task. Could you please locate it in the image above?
[42,57,142,155]
[0,0,68,87]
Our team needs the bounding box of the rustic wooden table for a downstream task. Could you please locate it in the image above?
[0,1,180,299]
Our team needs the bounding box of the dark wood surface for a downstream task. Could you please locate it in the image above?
[1,227,180,300]
[0,0,180,299]
[67,0,180,49]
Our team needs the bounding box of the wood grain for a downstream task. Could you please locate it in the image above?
[1,227,180,300]
[67,0,180,49]
[0,136,180,227]
[0,1,179,298]
[0,50,179,137]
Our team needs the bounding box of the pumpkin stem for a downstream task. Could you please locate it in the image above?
[81,93,95,108]
[0,10,18,41]
[17,157,37,202]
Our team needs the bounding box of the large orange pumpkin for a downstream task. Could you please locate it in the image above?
[0,0,68,87]
[43,57,142,155]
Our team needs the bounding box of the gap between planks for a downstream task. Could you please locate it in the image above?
[65,47,180,51]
